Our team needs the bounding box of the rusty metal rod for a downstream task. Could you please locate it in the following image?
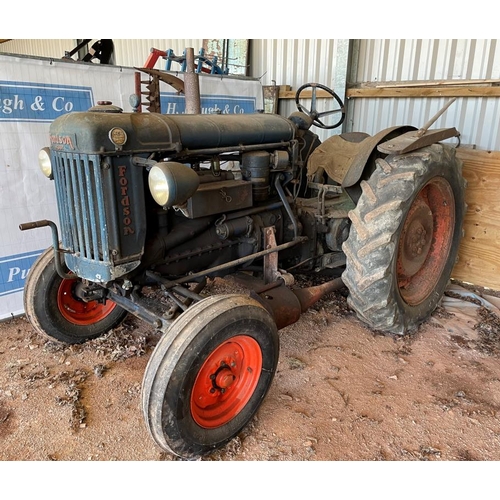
[275,174,299,240]
[172,236,308,287]
[416,98,456,137]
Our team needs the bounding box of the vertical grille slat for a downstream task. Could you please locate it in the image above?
[92,159,110,262]
[53,154,72,248]
[75,155,92,259]
[52,151,109,265]
[85,159,101,260]
[69,157,85,254]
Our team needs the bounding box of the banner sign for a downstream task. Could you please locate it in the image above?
[161,92,257,115]
[0,250,43,297]
[0,81,94,122]
[0,53,263,320]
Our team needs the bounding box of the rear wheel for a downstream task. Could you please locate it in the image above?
[342,144,466,334]
[24,247,128,344]
[142,294,279,459]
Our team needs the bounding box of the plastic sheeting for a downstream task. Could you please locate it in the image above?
[435,283,500,337]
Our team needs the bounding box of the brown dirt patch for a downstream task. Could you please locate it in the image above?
[2,277,500,473]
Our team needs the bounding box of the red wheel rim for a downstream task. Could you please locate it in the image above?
[397,177,455,305]
[190,335,262,429]
[57,279,116,325]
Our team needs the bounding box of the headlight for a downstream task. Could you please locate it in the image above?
[148,162,200,207]
[38,147,53,179]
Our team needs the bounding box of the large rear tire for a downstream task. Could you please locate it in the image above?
[342,144,466,334]
[142,294,279,459]
[24,247,128,344]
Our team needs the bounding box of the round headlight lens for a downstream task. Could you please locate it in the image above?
[148,162,200,208]
[148,164,171,206]
[38,147,53,178]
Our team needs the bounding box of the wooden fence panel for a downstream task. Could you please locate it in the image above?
[452,148,500,290]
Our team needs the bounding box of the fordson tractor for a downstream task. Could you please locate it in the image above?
[21,83,466,459]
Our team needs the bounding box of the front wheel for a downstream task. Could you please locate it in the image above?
[342,144,466,334]
[142,294,279,459]
[24,247,128,344]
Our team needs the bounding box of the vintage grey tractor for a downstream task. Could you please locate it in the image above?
[21,83,466,459]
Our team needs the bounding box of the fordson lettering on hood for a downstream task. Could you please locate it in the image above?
[118,165,135,236]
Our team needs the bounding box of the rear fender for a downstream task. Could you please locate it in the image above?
[306,125,417,191]
[342,125,417,188]
[342,125,417,204]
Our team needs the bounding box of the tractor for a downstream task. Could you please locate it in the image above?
[20,82,466,459]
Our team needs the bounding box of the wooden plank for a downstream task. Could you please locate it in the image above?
[280,81,500,99]
[452,148,500,291]
[346,87,500,98]
[360,78,500,88]
[279,88,334,99]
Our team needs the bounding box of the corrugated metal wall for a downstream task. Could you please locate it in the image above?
[249,39,500,150]
[351,39,500,151]
[356,39,500,82]
[0,39,73,59]
[113,39,205,68]
[249,39,338,87]
[249,39,346,141]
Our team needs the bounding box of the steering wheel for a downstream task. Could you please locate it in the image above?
[295,83,345,130]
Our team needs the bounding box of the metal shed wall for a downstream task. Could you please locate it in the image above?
[249,39,500,149]
[0,39,73,59]
[249,39,348,142]
[112,39,205,68]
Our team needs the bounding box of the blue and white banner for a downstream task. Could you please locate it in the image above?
[0,250,44,297]
[0,53,263,320]
[0,81,94,122]
[161,92,257,115]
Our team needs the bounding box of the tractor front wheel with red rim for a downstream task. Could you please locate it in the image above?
[24,247,128,344]
[141,294,279,459]
[342,143,467,334]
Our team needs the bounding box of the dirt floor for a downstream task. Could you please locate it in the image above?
[1,275,500,468]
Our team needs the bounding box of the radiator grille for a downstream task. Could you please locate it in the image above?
[52,152,110,264]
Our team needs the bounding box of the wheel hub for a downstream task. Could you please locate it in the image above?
[398,198,434,278]
[57,278,116,325]
[191,335,262,429]
[214,366,236,391]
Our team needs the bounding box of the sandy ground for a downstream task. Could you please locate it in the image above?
[1,276,500,493]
